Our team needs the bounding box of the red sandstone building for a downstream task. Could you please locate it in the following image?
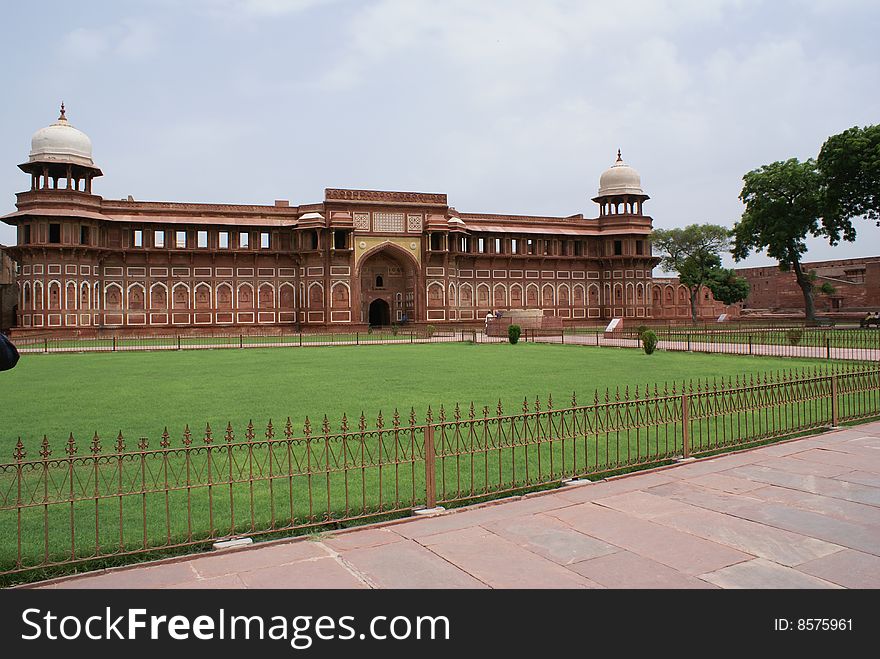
[4,106,683,335]
[737,258,880,316]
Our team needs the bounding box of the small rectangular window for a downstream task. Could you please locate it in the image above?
[334,231,348,250]
[219,231,229,249]
[430,233,442,251]
[176,231,187,248]
[477,237,486,253]
[80,226,90,245]
[511,238,518,254]
[133,230,143,248]
[198,230,208,248]
[614,240,623,256]
[494,238,502,254]
[260,232,270,249]
[574,241,582,256]
[527,239,535,255]
[49,223,61,244]
[239,232,249,249]
[309,231,318,250]
[24,225,31,244]
[154,230,165,248]
[636,240,644,255]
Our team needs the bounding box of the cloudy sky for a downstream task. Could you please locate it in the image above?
[1,0,878,272]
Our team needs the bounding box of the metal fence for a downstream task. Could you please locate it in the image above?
[2,363,878,577]
[12,328,495,354]
[527,326,880,361]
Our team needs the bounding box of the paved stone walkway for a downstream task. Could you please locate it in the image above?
[29,422,880,589]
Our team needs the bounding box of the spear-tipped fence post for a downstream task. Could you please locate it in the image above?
[681,392,691,459]
[425,411,437,509]
[830,373,839,428]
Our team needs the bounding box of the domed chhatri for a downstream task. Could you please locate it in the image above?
[596,149,645,198]
[28,103,96,168]
[592,149,649,217]
[18,103,102,193]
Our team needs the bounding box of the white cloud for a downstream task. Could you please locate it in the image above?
[60,19,158,61]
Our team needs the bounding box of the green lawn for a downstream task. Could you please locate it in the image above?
[1,342,842,451]
[1,342,870,580]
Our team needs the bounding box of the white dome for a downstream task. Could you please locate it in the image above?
[28,105,96,168]
[596,150,644,197]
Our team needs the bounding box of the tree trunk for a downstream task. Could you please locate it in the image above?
[792,260,816,321]
[689,286,700,324]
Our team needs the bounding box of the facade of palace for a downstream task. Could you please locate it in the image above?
[3,106,732,335]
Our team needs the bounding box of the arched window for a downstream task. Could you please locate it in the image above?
[375,275,384,288]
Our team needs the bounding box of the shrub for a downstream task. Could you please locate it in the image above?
[786,328,803,346]
[636,324,649,339]
[508,324,521,345]
[641,330,658,355]
[367,327,373,334]
[425,324,436,338]
[391,323,399,336]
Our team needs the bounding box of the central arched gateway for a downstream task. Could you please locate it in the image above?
[368,299,390,326]
[357,245,420,325]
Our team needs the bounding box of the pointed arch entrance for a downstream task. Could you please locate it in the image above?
[357,244,420,325]
[368,299,391,327]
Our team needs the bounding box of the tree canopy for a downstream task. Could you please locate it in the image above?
[732,158,825,319]
[652,224,746,321]
[818,124,880,243]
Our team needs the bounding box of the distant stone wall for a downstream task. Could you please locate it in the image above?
[736,257,880,313]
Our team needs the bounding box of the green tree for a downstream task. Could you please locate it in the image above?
[706,267,750,306]
[818,124,880,242]
[732,158,825,320]
[652,224,732,322]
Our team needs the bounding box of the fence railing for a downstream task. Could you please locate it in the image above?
[12,323,880,360]
[12,328,492,354]
[2,363,879,578]
[526,326,880,361]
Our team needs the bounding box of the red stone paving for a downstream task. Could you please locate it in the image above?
[567,551,718,589]
[699,558,841,589]
[796,549,880,589]
[27,421,880,590]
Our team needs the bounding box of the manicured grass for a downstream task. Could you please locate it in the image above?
[2,342,841,451]
[2,342,867,580]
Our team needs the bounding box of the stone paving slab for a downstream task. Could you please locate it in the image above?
[728,464,880,506]
[795,549,880,589]
[480,512,619,565]
[547,503,751,575]
[27,421,880,590]
[753,456,854,478]
[714,501,880,556]
[340,538,487,589]
[748,484,880,527]
[833,470,880,487]
[188,540,328,580]
[687,473,767,495]
[236,556,368,589]
[791,447,880,474]
[418,526,600,589]
[550,471,680,503]
[594,491,843,567]
[391,494,571,540]
[50,562,198,589]
[700,558,842,589]
[567,551,717,589]
[321,528,403,552]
